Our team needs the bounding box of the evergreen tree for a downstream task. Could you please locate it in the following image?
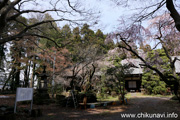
[142,49,172,95]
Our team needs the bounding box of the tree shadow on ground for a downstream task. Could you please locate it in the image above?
[36,97,180,120]
[0,96,180,120]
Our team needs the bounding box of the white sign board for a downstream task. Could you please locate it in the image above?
[14,88,33,113]
[16,88,33,102]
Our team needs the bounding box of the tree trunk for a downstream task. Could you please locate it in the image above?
[88,64,96,90]
[27,61,31,86]
[178,82,180,102]
[2,67,15,91]
[24,64,28,87]
[30,56,36,88]
[166,0,180,32]
[10,68,16,91]
[14,66,21,88]
[174,81,180,102]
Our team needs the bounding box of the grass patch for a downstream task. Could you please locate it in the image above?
[125,93,131,99]
[126,92,173,98]
[97,93,173,102]
[149,94,173,98]
[97,96,118,101]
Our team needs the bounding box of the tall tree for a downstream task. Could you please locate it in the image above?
[142,49,171,95]
[109,14,180,101]
[59,23,113,90]
[105,56,131,103]
[0,0,97,44]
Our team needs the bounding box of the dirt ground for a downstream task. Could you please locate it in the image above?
[0,93,180,120]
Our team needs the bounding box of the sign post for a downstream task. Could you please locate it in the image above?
[14,88,33,113]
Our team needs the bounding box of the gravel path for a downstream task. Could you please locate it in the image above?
[37,93,180,120]
[108,96,180,120]
[1,94,180,120]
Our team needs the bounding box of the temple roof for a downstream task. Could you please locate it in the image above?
[121,56,180,74]
[121,59,143,75]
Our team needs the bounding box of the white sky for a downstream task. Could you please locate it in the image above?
[19,0,174,48]
[82,0,129,33]
[21,0,127,33]
[18,0,180,34]
[80,0,167,33]
[20,0,168,34]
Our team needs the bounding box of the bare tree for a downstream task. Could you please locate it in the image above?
[112,0,180,32]
[107,14,180,101]
[0,0,97,44]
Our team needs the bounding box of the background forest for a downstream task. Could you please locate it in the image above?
[0,0,180,103]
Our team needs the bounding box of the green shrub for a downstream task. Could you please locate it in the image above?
[142,72,167,95]
[54,84,64,95]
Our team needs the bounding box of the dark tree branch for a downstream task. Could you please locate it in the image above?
[26,33,62,48]
[116,34,169,84]
[1,0,21,16]
[0,0,8,10]
[0,0,21,34]
[152,42,161,50]
[0,18,80,44]
[67,0,79,13]
[89,64,96,82]
[166,0,180,31]
[158,38,172,62]
[136,0,166,22]
[7,8,68,21]
[156,23,177,77]
[0,0,97,45]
